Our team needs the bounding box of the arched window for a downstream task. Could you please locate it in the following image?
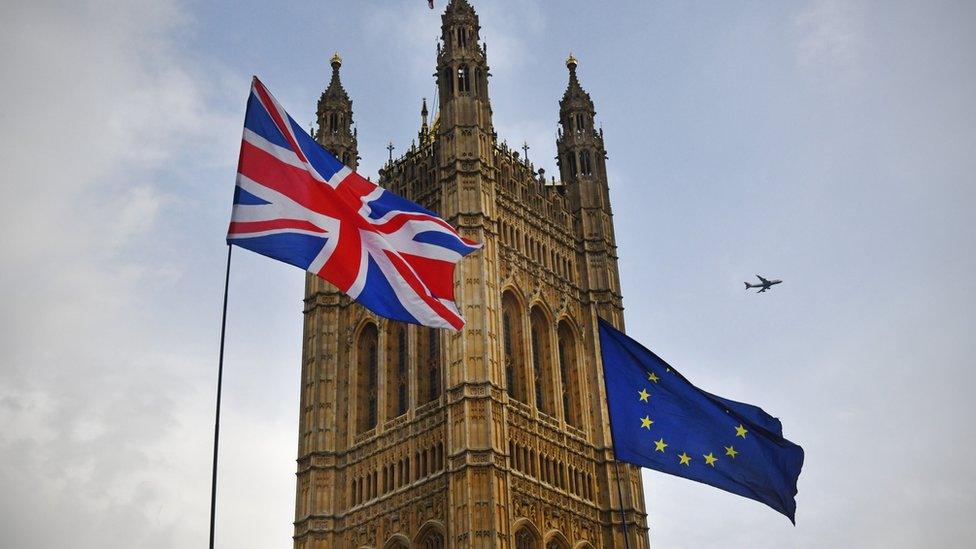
[443,67,454,94]
[530,307,555,415]
[417,327,441,404]
[458,65,471,93]
[557,321,582,427]
[575,113,585,132]
[502,292,527,403]
[567,152,578,178]
[515,525,540,549]
[329,112,338,132]
[546,536,571,549]
[357,323,379,433]
[417,526,446,549]
[580,150,592,176]
[387,323,408,418]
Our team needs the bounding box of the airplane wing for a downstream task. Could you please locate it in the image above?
[757,275,770,284]
[757,287,767,293]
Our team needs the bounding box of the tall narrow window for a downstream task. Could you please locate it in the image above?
[458,65,471,93]
[387,323,408,418]
[356,323,378,433]
[530,307,554,415]
[502,292,527,403]
[329,112,338,132]
[416,327,441,404]
[428,326,441,400]
[580,150,592,176]
[444,67,454,94]
[567,152,578,178]
[557,321,582,427]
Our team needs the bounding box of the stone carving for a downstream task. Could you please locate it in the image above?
[293,2,642,548]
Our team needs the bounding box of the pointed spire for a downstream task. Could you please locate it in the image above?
[561,52,592,108]
[445,0,475,16]
[325,52,347,99]
[419,97,431,145]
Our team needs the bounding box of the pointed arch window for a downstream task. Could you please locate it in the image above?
[444,67,454,94]
[417,327,441,404]
[418,527,446,549]
[575,113,585,132]
[530,308,555,415]
[356,323,379,433]
[502,292,527,403]
[458,64,471,93]
[387,323,408,418]
[515,525,540,549]
[580,150,592,176]
[567,152,578,178]
[557,321,582,427]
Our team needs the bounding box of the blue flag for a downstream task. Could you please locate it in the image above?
[598,319,804,522]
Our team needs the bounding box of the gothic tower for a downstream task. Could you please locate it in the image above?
[294,2,648,547]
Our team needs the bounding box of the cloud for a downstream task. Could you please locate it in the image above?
[0,1,239,547]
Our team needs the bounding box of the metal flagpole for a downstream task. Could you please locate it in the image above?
[613,459,632,549]
[210,244,233,549]
[597,316,633,549]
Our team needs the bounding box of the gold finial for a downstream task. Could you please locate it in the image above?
[566,52,578,70]
[330,52,342,67]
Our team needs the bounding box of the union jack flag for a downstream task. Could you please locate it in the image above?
[228,77,481,330]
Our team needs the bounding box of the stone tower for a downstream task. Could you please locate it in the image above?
[294,1,648,547]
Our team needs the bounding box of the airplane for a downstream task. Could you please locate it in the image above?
[745,275,782,293]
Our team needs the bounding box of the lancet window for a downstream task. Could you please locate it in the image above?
[387,322,408,419]
[530,307,555,415]
[502,292,527,403]
[417,327,441,403]
[458,64,471,93]
[356,323,379,433]
[557,321,582,427]
[580,150,592,176]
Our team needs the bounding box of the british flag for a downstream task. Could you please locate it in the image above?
[227,77,481,330]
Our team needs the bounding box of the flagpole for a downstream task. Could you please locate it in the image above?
[210,244,233,549]
[597,318,633,549]
[597,326,630,549]
[613,459,632,549]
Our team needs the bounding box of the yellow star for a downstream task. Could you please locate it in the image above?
[725,445,738,458]
[678,452,691,466]
[640,415,653,429]
[735,424,748,438]
[654,438,667,452]
[703,453,718,466]
[637,388,650,402]
[647,372,660,383]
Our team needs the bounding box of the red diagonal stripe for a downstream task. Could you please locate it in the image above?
[384,249,464,330]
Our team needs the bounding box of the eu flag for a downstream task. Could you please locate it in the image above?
[598,319,804,522]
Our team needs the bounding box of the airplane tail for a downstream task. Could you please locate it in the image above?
[744,282,750,289]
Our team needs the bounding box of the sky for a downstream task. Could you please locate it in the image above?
[1,0,974,547]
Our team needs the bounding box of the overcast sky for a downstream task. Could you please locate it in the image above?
[1,1,974,547]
